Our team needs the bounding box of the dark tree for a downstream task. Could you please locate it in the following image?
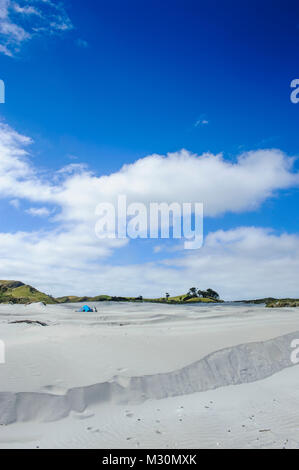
[165,293,170,300]
[206,288,220,300]
[188,287,198,297]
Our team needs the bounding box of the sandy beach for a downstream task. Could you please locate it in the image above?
[0,301,298,449]
[0,0,298,457]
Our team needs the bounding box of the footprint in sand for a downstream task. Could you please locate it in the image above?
[73,411,95,420]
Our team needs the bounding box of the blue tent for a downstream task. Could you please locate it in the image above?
[79,305,93,312]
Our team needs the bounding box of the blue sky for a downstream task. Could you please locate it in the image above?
[0,0,298,299]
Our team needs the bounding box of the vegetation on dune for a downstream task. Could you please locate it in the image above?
[237,297,299,307]
[56,295,140,303]
[56,296,91,303]
[266,299,299,308]
[236,297,277,305]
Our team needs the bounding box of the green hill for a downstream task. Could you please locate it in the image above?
[0,280,57,304]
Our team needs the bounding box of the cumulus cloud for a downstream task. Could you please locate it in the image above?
[0,225,299,300]
[1,122,298,224]
[0,0,73,56]
[162,227,299,300]
[79,148,297,218]
[0,121,299,297]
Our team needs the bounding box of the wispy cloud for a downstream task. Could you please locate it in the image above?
[75,38,88,48]
[26,206,51,217]
[56,163,88,175]
[0,0,73,56]
[12,3,41,16]
[9,198,20,208]
[195,118,209,127]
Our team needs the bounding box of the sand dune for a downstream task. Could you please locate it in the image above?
[0,302,298,448]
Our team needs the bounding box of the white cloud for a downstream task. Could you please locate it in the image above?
[9,198,19,208]
[0,225,299,300]
[56,163,88,175]
[161,227,299,300]
[12,4,40,16]
[1,122,298,224]
[26,206,51,217]
[0,42,12,55]
[0,121,299,298]
[0,0,73,56]
[195,119,209,127]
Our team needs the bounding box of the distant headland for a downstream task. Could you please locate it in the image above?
[0,280,298,307]
[0,281,222,305]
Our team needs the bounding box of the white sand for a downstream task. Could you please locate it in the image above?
[0,301,298,448]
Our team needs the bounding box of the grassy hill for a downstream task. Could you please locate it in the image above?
[0,281,57,304]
